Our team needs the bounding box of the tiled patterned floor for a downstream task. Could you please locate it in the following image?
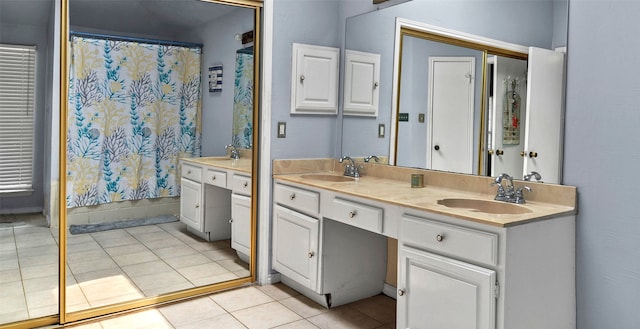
[0,213,249,324]
[62,284,397,329]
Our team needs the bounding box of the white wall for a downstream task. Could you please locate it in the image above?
[565,2,640,327]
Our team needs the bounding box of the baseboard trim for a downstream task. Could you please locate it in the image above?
[383,282,397,300]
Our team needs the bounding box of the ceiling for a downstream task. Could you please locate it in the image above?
[1,0,241,40]
[70,0,239,39]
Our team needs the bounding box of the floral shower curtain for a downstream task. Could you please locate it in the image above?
[232,48,253,149]
[66,35,202,208]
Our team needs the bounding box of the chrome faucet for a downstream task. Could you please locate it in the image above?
[364,155,380,163]
[524,171,542,182]
[493,173,532,204]
[225,144,240,159]
[492,173,515,202]
[339,156,362,178]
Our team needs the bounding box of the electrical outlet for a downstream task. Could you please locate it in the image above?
[277,122,286,138]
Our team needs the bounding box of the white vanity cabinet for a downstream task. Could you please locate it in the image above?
[180,164,203,231]
[272,181,388,308]
[397,210,576,329]
[343,50,380,117]
[290,43,339,115]
[231,174,252,262]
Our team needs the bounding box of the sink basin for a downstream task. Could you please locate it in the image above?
[436,198,532,215]
[301,174,356,182]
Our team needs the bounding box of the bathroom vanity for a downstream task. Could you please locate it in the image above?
[179,157,252,261]
[272,159,576,329]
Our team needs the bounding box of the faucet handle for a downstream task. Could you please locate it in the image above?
[514,186,532,204]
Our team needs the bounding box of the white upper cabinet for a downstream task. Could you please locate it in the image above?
[290,43,339,115]
[523,47,566,184]
[343,50,380,117]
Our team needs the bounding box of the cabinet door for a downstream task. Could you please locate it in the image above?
[180,178,202,231]
[290,43,339,115]
[523,47,565,184]
[231,194,251,258]
[398,247,496,329]
[343,50,380,117]
[272,205,319,290]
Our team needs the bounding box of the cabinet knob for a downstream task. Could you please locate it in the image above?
[436,234,444,242]
[529,151,538,158]
[229,219,233,223]
[308,251,314,258]
[195,203,200,209]
[243,181,249,188]
[211,176,216,181]
[373,82,379,88]
[348,210,357,218]
[434,145,440,151]
[300,75,305,83]
[187,170,192,174]
[289,193,296,200]
[398,289,405,296]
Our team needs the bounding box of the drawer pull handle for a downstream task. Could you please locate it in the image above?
[348,210,357,218]
[229,219,233,223]
[398,289,405,296]
[289,193,296,200]
[243,181,248,188]
[436,234,444,242]
[195,203,200,209]
[308,251,314,258]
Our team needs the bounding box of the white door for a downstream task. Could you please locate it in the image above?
[231,194,251,259]
[179,178,202,231]
[523,47,565,184]
[491,56,528,177]
[428,57,475,174]
[272,205,319,290]
[398,247,496,329]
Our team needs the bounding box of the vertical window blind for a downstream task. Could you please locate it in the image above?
[0,44,36,193]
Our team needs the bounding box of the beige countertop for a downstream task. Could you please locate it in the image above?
[182,156,252,174]
[273,159,577,228]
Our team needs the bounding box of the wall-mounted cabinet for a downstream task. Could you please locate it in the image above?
[343,50,380,117]
[290,43,339,115]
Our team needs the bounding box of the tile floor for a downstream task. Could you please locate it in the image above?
[60,284,397,329]
[0,213,249,324]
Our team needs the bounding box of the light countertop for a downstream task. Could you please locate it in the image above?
[182,156,252,174]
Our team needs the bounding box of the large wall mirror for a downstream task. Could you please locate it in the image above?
[61,0,259,324]
[341,0,567,183]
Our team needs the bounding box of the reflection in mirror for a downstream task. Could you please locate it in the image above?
[65,0,255,315]
[0,0,57,325]
[342,0,568,180]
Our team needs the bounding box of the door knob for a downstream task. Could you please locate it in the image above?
[520,151,526,157]
[434,145,440,151]
[488,149,494,155]
[496,149,504,156]
[529,151,538,158]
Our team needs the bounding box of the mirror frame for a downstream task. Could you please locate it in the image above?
[58,0,262,325]
[389,18,529,175]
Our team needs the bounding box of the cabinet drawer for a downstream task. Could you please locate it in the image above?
[328,197,383,234]
[203,169,227,188]
[232,174,252,196]
[182,164,202,182]
[401,214,498,267]
[274,183,320,217]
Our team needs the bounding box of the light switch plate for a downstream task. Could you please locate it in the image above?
[418,113,425,123]
[277,122,286,138]
[378,124,385,138]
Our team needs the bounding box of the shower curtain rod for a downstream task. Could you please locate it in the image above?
[70,31,203,49]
